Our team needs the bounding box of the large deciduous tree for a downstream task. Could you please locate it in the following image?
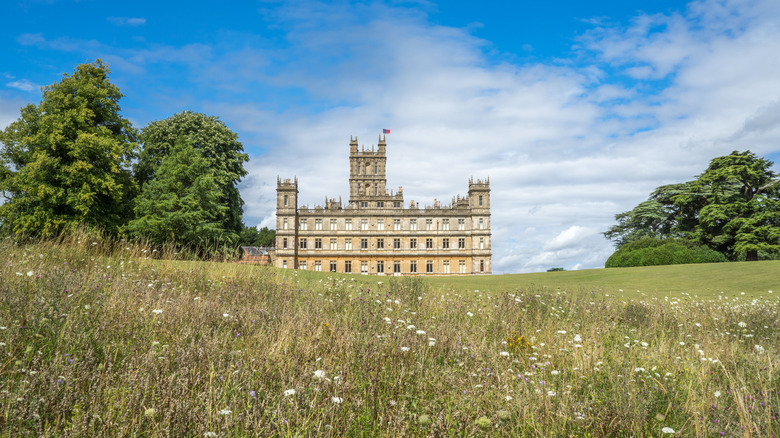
[0,60,138,237]
[126,138,229,253]
[135,111,248,237]
[604,151,780,262]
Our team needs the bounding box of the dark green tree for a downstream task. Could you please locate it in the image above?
[604,150,780,262]
[135,111,248,235]
[239,225,276,247]
[0,60,138,237]
[693,151,780,260]
[126,138,230,252]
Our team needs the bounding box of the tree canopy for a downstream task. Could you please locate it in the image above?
[239,225,276,247]
[604,151,780,262]
[0,60,137,237]
[135,111,249,236]
[126,138,229,253]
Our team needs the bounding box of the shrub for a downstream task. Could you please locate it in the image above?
[605,238,727,268]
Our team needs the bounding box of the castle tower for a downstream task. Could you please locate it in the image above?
[276,177,299,268]
[348,135,388,206]
[469,177,491,274]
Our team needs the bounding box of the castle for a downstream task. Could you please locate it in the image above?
[274,135,491,275]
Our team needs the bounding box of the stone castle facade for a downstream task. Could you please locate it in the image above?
[274,135,491,275]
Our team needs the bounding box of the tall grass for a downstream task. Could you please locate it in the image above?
[1,236,778,436]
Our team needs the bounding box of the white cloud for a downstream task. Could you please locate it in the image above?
[107,17,146,27]
[6,79,38,92]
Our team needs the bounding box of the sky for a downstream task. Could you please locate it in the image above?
[2,0,780,273]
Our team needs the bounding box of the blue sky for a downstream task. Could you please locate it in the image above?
[3,0,780,273]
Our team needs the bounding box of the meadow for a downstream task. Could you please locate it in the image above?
[1,236,778,437]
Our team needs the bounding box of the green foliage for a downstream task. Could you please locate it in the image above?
[605,238,727,268]
[238,225,276,247]
[125,138,231,254]
[0,60,138,237]
[605,151,780,261]
[136,111,248,236]
[547,267,565,272]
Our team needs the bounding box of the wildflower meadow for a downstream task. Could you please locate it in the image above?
[1,235,778,436]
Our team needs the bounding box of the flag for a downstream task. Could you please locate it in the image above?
[383,129,390,134]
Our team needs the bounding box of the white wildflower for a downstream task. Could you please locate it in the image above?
[573,334,582,342]
[26,271,34,277]
[466,312,474,317]
[331,397,343,403]
[401,347,409,352]
[152,309,163,314]
[415,330,425,335]
[662,427,675,434]
[738,321,747,328]
[219,408,232,415]
[313,370,327,380]
[283,389,296,396]
[500,351,510,357]
[714,391,721,398]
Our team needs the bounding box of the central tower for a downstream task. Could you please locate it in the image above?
[348,135,388,206]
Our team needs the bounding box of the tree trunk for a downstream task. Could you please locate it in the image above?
[746,249,758,261]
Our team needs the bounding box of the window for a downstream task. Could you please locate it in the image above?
[300,219,308,230]
[361,261,368,274]
[361,238,368,249]
[459,260,466,273]
[315,238,322,249]
[330,261,337,272]
[345,261,352,273]
[410,238,417,249]
[479,237,484,249]
[393,238,400,249]
[479,218,484,229]
[361,219,368,230]
[393,201,401,208]
[442,238,449,249]
[282,238,288,249]
[458,238,466,249]
[283,260,287,269]
[330,238,337,250]
[299,238,307,249]
[479,195,483,206]
[374,164,378,175]
[480,260,485,272]
[357,163,361,174]
[360,201,368,208]
[284,195,288,206]
[458,218,465,230]
[426,260,434,273]
[315,219,322,230]
[345,238,352,250]
[330,219,337,230]
[425,238,433,249]
[283,218,288,230]
[394,261,401,273]
[426,219,433,230]
[377,261,384,272]
[410,261,417,273]
[377,201,384,208]
[443,260,450,274]
[345,219,353,230]
[410,219,417,230]
[377,238,384,249]
[299,261,307,270]
[315,261,322,271]
[377,219,385,231]
[442,219,449,230]
[393,219,401,230]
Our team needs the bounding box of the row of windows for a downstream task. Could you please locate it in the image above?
[284,217,486,231]
[357,201,402,208]
[283,236,488,250]
[282,259,485,274]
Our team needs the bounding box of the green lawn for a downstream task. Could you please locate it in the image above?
[426,261,780,298]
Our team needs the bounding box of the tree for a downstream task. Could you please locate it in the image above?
[0,60,138,237]
[135,111,248,236]
[604,150,780,262]
[125,138,230,253]
[239,225,276,247]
